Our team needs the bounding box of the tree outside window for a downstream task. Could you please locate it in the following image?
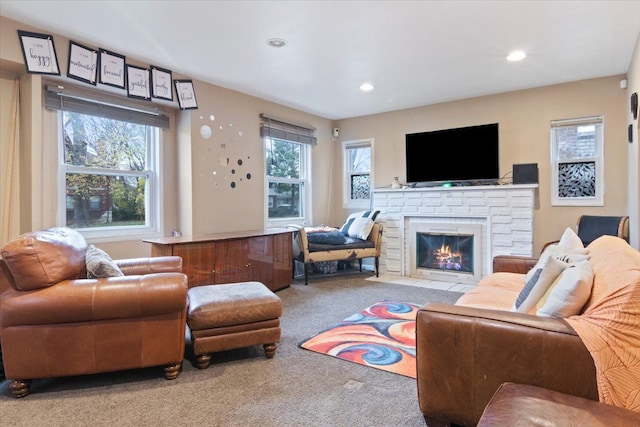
[62,110,156,229]
[265,137,308,221]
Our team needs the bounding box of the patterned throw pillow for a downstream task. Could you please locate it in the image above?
[513,256,568,314]
[340,210,380,240]
[536,260,594,318]
[85,244,124,279]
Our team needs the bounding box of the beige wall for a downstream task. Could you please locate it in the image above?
[335,76,630,254]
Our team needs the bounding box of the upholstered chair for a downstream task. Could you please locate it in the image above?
[0,227,188,397]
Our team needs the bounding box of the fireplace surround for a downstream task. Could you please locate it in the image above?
[373,184,537,284]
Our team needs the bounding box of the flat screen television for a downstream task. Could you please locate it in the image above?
[405,123,499,186]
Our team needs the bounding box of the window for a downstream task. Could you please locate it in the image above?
[46,84,167,240]
[261,114,314,226]
[343,139,373,209]
[550,116,604,206]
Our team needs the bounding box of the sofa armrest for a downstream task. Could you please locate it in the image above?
[115,256,182,275]
[1,273,188,327]
[416,302,598,426]
[493,255,538,274]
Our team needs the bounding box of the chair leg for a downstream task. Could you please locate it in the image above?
[304,263,309,285]
[164,361,182,380]
[375,257,379,277]
[9,379,30,398]
[195,353,212,370]
[358,259,363,272]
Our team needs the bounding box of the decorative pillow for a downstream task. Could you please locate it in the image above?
[512,256,568,313]
[85,244,124,278]
[340,210,380,240]
[536,260,594,318]
[524,227,588,283]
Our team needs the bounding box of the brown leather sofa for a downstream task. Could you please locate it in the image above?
[0,227,189,397]
[416,234,640,426]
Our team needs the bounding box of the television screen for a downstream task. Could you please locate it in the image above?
[405,123,499,185]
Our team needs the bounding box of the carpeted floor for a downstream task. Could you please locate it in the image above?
[299,300,421,378]
[0,274,463,427]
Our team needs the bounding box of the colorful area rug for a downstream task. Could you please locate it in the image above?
[298,300,420,378]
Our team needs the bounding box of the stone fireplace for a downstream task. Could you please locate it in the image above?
[373,184,537,284]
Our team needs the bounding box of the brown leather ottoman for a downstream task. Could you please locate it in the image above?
[187,281,282,369]
[478,382,640,426]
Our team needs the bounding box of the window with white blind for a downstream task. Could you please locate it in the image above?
[550,116,604,206]
[45,84,167,239]
[343,139,373,209]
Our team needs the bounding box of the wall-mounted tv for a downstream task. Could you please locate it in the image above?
[405,123,499,186]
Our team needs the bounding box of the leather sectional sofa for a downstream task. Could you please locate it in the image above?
[416,234,640,426]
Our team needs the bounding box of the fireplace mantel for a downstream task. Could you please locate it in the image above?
[372,184,537,281]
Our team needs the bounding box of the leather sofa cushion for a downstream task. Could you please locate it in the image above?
[1,227,87,290]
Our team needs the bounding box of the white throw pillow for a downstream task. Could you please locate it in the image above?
[524,227,588,283]
[536,260,594,318]
[340,210,380,240]
[513,256,568,314]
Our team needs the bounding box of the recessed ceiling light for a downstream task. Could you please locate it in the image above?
[266,38,287,48]
[360,82,374,92]
[507,50,526,62]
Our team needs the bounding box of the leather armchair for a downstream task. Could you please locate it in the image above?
[0,227,188,398]
[416,255,598,427]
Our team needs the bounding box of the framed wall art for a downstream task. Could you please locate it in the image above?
[98,48,125,89]
[631,92,638,120]
[151,65,173,101]
[67,40,98,85]
[17,30,60,75]
[126,64,150,100]
[174,79,198,110]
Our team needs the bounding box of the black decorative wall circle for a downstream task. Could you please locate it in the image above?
[632,92,638,120]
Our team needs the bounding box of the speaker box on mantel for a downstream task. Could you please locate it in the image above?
[513,163,538,184]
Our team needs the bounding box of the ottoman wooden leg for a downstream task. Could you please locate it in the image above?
[264,343,277,358]
[196,353,212,369]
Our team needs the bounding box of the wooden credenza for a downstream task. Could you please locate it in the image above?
[144,228,293,291]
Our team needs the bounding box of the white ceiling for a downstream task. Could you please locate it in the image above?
[2,1,640,120]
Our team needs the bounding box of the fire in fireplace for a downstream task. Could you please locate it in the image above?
[416,232,474,275]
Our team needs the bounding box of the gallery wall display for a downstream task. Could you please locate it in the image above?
[67,40,98,85]
[174,79,198,110]
[17,30,60,75]
[99,48,126,89]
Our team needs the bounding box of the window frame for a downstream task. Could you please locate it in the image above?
[550,115,604,206]
[55,108,163,243]
[263,136,312,227]
[342,138,374,209]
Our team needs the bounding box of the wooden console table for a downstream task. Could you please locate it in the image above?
[144,228,293,291]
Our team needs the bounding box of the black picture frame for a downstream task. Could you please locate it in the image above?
[17,30,60,75]
[126,64,151,100]
[98,48,126,89]
[151,65,173,101]
[174,79,198,110]
[629,124,634,143]
[67,40,98,85]
[631,92,638,120]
